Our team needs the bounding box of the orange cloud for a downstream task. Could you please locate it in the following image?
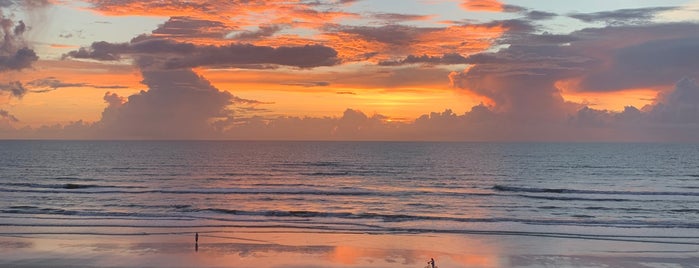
[413,24,505,56]
[84,0,354,33]
[49,44,79,49]
[76,0,508,66]
[461,0,505,12]
[320,23,506,63]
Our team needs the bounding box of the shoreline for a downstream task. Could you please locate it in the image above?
[2,227,697,268]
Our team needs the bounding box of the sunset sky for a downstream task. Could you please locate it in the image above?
[1,0,699,141]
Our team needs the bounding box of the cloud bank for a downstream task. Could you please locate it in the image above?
[3,76,699,141]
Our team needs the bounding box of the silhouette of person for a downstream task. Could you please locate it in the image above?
[428,258,435,268]
[195,232,199,252]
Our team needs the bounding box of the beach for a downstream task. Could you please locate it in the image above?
[1,141,698,267]
[2,227,697,267]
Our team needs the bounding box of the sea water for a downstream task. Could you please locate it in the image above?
[1,141,698,245]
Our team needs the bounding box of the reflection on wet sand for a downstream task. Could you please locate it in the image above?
[1,229,696,267]
[0,230,505,267]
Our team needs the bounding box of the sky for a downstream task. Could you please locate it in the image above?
[1,0,699,141]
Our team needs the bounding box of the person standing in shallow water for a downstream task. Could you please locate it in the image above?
[195,232,199,252]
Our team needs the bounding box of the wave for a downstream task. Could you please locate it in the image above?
[517,194,632,202]
[300,172,350,176]
[276,161,346,168]
[1,182,146,190]
[3,206,699,231]
[2,227,697,246]
[493,185,699,196]
[0,186,495,199]
[49,177,98,181]
[4,203,699,232]
[193,208,699,229]
[1,205,195,220]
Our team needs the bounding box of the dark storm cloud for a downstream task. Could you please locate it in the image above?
[65,39,340,68]
[569,7,676,25]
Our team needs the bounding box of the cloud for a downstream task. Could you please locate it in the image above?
[330,24,436,47]
[86,0,227,17]
[369,13,434,23]
[440,19,699,141]
[163,43,340,69]
[5,77,699,141]
[648,77,699,124]
[323,21,510,62]
[214,108,402,141]
[282,81,331,87]
[460,0,525,13]
[525,10,557,21]
[9,0,699,142]
[85,0,355,31]
[379,53,468,66]
[0,0,47,72]
[0,18,39,71]
[0,46,39,71]
[575,33,699,92]
[94,68,237,139]
[450,22,699,96]
[65,38,340,69]
[0,81,27,98]
[152,16,231,39]
[569,7,676,25]
[26,77,128,92]
[0,109,18,122]
[229,24,287,40]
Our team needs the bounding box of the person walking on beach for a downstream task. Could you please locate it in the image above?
[427,258,435,268]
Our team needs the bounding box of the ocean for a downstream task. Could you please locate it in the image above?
[1,141,698,266]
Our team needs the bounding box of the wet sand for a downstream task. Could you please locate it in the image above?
[1,227,697,268]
